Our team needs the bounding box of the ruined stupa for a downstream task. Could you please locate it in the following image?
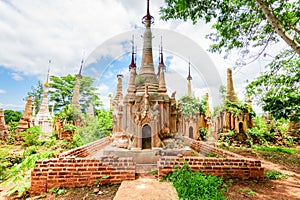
[0,108,8,137]
[214,68,253,133]
[15,96,33,133]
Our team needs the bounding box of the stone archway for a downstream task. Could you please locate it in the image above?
[239,122,244,133]
[189,126,193,139]
[142,124,152,149]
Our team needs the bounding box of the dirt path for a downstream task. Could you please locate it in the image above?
[225,149,300,200]
[113,178,178,200]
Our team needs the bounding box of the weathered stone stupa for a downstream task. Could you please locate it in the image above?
[15,96,33,133]
[34,69,53,133]
[111,0,180,150]
[214,68,253,133]
[0,108,8,136]
[71,59,83,110]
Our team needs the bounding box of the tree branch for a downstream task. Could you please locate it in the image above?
[255,0,300,55]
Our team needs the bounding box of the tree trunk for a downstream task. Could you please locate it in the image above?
[255,0,300,55]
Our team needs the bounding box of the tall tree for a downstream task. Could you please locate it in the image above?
[247,50,300,121]
[160,0,300,57]
[49,75,101,112]
[26,81,44,115]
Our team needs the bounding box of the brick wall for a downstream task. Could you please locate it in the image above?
[158,156,264,180]
[159,137,264,180]
[31,156,135,196]
[58,137,111,158]
[184,137,242,158]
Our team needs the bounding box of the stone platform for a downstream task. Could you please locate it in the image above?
[94,144,193,164]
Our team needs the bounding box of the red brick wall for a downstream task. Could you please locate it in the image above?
[58,137,111,158]
[157,156,264,180]
[31,156,135,196]
[184,137,242,158]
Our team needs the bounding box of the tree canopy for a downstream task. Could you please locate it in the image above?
[247,50,300,121]
[49,75,101,112]
[160,0,300,57]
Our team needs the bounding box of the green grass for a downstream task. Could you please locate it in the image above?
[166,164,226,200]
[264,170,288,180]
[252,145,296,155]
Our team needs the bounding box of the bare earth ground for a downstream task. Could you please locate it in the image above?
[1,148,299,200]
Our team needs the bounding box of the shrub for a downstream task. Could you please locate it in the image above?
[264,170,288,180]
[166,164,226,200]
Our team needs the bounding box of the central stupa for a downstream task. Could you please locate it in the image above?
[111,0,180,150]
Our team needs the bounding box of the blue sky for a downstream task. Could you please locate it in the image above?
[0,0,278,112]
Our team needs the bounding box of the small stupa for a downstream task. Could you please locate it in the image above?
[15,96,33,133]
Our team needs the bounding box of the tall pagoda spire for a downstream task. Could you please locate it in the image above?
[158,37,167,93]
[71,58,84,109]
[138,0,158,92]
[35,61,52,133]
[127,35,137,94]
[225,68,238,103]
[187,61,192,96]
[114,74,124,102]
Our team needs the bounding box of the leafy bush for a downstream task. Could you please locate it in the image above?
[179,95,207,118]
[199,127,208,140]
[264,170,288,180]
[166,164,226,200]
[21,126,42,146]
[1,150,58,197]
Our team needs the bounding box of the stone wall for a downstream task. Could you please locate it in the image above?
[58,137,110,158]
[31,156,135,195]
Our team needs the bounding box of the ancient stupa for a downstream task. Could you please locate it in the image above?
[111,0,180,150]
[15,96,33,133]
[214,68,253,133]
[0,108,8,137]
[34,68,53,133]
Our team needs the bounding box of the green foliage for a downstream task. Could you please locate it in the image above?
[166,164,226,200]
[75,111,111,145]
[160,1,300,55]
[264,170,288,180]
[96,109,113,136]
[49,75,100,112]
[21,126,42,147]
[179,95,207,117]
[199,127,208,140]
[252,145,296,155]
[247,51,300,121]
[49,187,66,195]
[27,80,44,115]
[4,110,22,131]
[2,149,57,196]
[71,134,84,148]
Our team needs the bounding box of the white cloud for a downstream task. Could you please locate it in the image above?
[11,72,23,81]
[0,89,6,94]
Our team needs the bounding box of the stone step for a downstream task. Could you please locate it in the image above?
[136,164,157,174]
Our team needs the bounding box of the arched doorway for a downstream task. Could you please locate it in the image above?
[142,125,152,149]
[189,126,193,139]
[239,122,244,133]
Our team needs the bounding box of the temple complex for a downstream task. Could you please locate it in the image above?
[34,69,53,133]
[213,68,253,134]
